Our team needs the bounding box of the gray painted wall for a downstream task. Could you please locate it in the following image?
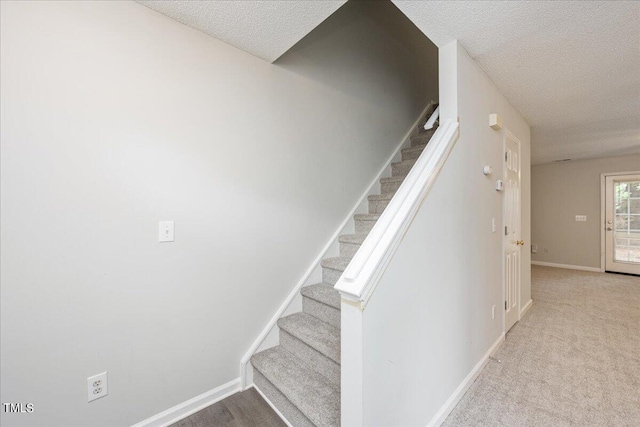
[531,154,640,269]
[360,41,531,425]
[0,1,437,425]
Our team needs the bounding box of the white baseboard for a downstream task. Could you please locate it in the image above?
[531,261,601,273]
[239,103,436,388]
[425,333,505,427]
[520,299,533,318]
[251,384,293,427]
[130,378,241,427]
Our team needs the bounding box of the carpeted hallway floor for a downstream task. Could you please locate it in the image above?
[443,265,640,426]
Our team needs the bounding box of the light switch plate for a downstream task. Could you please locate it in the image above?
[575,215,587,222]
[159,221,174,242]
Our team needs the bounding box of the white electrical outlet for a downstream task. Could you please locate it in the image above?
[158,221,174,242]
[492,305,496,320]
[87,372,108,402]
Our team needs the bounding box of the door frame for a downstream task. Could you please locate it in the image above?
[503,128,522,333]
[600,171,640,272]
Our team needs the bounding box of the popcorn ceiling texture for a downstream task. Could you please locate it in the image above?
[141,1,639,165]
[392,1,640,164]
[137,1,345,62]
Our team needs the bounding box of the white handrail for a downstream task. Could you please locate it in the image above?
[424,106,439,130]
[334,119,459,307]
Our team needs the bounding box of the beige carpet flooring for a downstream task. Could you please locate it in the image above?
[444,266,640,426]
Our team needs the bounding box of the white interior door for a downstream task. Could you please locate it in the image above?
[605,174,640,275]
[504,131,522,333]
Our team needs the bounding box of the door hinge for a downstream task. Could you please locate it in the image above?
[505,301,507,310]
[505,226,508,236]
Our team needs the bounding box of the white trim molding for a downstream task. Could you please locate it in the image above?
[531,261,601,273]
[335,119,460,308]
[251,385,293,427]
[426,333,505,427]
[520,299,533,318]
[239,103,437,388]
[130,378,241,427]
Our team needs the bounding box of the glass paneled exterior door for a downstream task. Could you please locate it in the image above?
[605,174,640,275]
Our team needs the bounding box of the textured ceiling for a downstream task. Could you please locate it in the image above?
[138,1,639,164]
[137,0,345,62]
[393,1,640,164]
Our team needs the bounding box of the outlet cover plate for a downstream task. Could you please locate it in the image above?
[87,372,108,402]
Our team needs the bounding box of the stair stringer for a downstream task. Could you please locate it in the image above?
[239,102,436,389]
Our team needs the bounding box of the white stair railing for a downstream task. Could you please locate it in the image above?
[334,118,459,308]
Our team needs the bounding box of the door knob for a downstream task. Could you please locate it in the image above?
[606,227,613,231]
[517,240,525,246]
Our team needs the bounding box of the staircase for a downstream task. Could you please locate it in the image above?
[251,110,439,427]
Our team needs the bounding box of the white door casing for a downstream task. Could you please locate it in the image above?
[604,174,640,275]
[503,130,522,333]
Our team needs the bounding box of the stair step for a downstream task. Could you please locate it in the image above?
[392,159,417,177]
[254,370,315,427]
[251,347,340,427]
[338,233,367,258]
[302,284,341,328]
[301,283,341,309]
[402,143,427,161]
[379,176,405,184]
[354,213,380,234]
[380,175,406,195]
[278,312,340,386]
[321,256,351,271]
[368,193,393,214]
[321,256,351,285]
[380,176,405,195]
[368,194,393,201]
[279,312,341,364]
[410,128,436,146]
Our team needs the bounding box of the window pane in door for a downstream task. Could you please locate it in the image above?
[629,237,640,263]
[614,181,640,263]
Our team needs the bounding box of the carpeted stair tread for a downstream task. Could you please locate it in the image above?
[339,233,367,245]
[301,283,341,309]
[321,256,351,272]
[251,347,340,427]
[411,130,436,146]
[368,193,393,201]
[278,312,340,363]
[379,176,406,184]
[353,213,381,221]
[402,144,427,155]
[391,159,417,168]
